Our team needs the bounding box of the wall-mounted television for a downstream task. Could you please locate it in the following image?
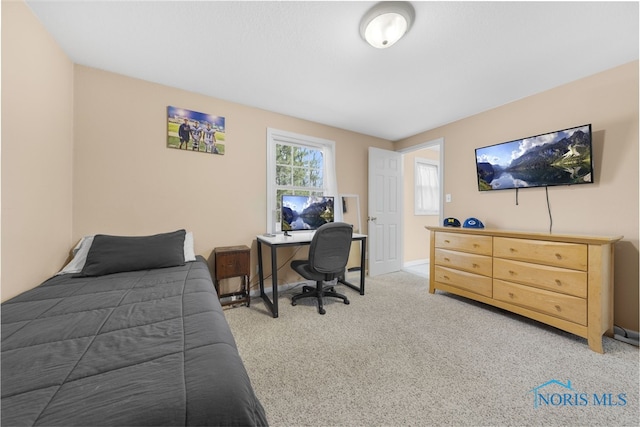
[475,124,593,191]
[281,195,334,232]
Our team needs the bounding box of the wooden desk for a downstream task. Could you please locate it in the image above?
[256,232,367,318]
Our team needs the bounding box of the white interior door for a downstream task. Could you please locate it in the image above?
[368,147,403,276]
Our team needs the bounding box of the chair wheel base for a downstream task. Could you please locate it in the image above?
[290,282,350,315]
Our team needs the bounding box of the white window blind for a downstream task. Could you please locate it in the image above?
[415,158,439,215]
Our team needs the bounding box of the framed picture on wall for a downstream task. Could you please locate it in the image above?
[167,106,226,155]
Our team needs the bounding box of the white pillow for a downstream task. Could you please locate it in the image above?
[56,235,95,275]
[184,231,196,262]
[56,231,197,275]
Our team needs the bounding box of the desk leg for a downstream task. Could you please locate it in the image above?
[257,240,265,296]
[359,237,366,295]
[258,241,278,318]
[338,237,366,295]
[270,245,279,318]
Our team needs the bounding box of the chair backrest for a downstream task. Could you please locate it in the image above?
[308,222,353,275]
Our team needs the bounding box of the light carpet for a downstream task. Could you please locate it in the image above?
[224,271,639,426]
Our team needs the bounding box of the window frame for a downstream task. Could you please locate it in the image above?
[266,128,339,233]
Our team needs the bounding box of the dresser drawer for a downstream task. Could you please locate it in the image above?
[434,266,492,297]
[493,258,587,298]
[435,249,492,276]
[435,232,492,255]
[493,279,587,325]
[494,237,587,271]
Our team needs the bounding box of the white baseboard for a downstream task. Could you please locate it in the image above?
[249,280,309,297]
[403,258,429,267]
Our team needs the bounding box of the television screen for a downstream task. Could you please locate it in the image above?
[475,124,593,191]
[281,195,334,232]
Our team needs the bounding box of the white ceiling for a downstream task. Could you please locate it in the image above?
[25,1,639,141]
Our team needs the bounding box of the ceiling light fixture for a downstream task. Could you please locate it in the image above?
[360,1,415,49]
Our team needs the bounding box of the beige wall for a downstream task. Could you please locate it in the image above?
[1,0,74,301]
[1,0,391,301]
[72,66,391,292]
[402,147,440,263]
[2,1,638,331]
[396,61,639,331]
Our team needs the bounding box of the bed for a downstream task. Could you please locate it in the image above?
[1,230,268,426]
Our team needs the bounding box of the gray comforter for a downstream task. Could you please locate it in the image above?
[1,257,267,426]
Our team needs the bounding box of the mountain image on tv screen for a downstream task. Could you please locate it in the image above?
[281,195,334,231]
[475,124,593,191]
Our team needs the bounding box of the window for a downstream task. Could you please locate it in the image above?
[267,129,338,232]
[415,157,439,215]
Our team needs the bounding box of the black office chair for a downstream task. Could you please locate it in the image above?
[290,222,353,315]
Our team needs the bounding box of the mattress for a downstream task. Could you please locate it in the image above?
[1,256,267,426]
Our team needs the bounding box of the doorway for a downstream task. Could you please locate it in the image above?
[399,138,444,278]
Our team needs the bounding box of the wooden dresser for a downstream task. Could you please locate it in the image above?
[426,226,622,353]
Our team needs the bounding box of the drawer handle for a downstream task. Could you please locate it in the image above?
[444,257,450,262]
[555,253,563,260]
[473,243,479,248]
[509,248,517,253]
[555,305,562,312]
[508,270,516,276]
[444,239,451,244]
[555,279,562,286]
[508,292,515,299]
[472,263,479,269]
[443,275,450,280]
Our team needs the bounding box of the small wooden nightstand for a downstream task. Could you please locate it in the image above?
[214,245,250,307]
